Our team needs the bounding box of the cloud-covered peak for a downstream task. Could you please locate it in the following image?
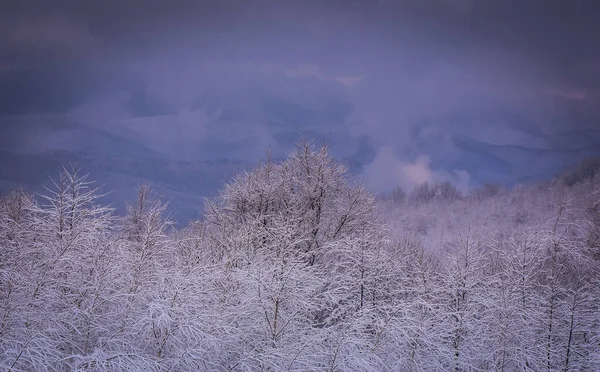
[1,0,599,200]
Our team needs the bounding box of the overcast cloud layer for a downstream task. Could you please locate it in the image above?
[1,0,600,197]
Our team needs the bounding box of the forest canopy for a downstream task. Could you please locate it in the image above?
[1,139,599,371]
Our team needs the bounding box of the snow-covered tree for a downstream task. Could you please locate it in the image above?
[2,140,600,371]
[203,138,388,370]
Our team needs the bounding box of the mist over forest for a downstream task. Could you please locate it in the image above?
[2,0,600,370]
[1,139,599,371]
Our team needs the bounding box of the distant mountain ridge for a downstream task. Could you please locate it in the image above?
[1,96,599,224]
[0,149,244,226]
[449,135,600,185]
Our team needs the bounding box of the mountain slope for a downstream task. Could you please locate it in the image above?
[0,149,243,225]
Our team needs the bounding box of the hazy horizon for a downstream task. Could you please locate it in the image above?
[1,0,600,215]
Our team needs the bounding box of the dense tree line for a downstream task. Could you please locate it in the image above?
[1,140,599,371]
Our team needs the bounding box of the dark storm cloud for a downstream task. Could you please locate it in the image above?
[2,0,599,61]
[0,64,122,116]
[1,0,599,191]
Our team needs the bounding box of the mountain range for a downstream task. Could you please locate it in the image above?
[1,95,599,225]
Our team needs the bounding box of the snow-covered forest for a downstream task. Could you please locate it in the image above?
[1,139,599,371]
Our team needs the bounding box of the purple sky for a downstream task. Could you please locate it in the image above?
[1,0,600,193]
